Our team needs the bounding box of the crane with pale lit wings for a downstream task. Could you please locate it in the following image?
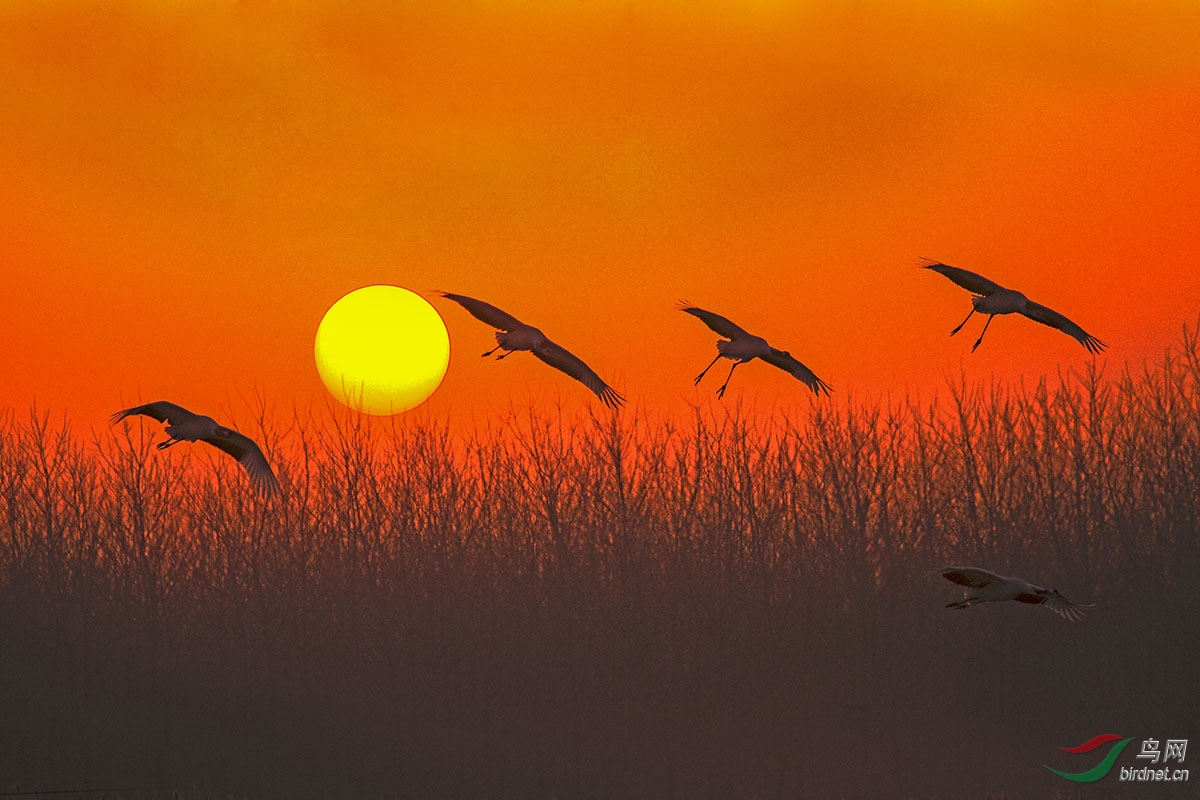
[111,401,280,496]
[679,302,831,398]
[922,260,1106,354]
[435,291,624,409]
[939,566,1094,622]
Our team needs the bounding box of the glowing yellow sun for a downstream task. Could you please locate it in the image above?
[314,286,450,415]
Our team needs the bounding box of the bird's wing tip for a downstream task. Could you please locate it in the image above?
[246,462,282,497]
[596,383,626,409]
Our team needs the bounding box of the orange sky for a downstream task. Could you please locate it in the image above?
[3,1,1199,430]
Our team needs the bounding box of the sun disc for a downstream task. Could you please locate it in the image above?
[314,286,450,415]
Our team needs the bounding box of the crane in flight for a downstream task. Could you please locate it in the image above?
[435,291,624,409]
[922,260,1107,354]
[679,303,831,398]
[938,566,1094,622]
[111,401,281,496]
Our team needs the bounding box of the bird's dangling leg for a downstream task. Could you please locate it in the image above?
[971,315,995,352]
[715,361,741,399]
[693,353,723,386]
[950,308,975,336]
[482,345,503,357]
[156,437,182,451]
[945,598,973,610]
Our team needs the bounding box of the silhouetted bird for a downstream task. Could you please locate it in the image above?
[922,260,1106,353]
[939,566,1093,622]
[435,291,624,409]
[111,401,280,496]
[678,303,831,398]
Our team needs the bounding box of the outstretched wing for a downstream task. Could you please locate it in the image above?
[678,303,752,340]
[436,291,526,331]
[532,339,625,409]
[761,349,832,397]
[1022,589,1093,622]
[940,567,1002,589]
[1021,301,1107,354]
[922,260,1007,297]
[203,429,281,496]
[110,400,197,426]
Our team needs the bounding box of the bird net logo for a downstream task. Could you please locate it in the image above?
[1045,734,1189,783]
